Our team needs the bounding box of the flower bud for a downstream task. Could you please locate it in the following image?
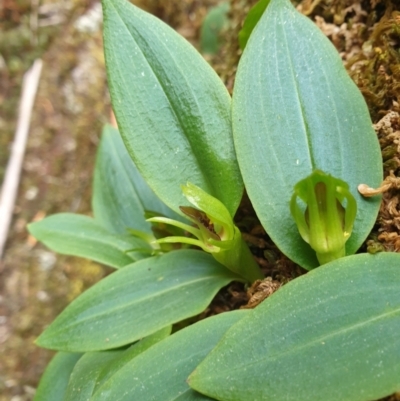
[290,170,357,265]
[148,182,263,282]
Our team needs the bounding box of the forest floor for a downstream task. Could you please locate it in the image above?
[0,0,399,400]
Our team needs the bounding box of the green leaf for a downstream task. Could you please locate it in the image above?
[189,253,400,401]
[200,2,230,55]
[33,352,81,401]
[91,311,249,401]
[102,0,243,216]
[92,326,172,390]
[28,214,150,268]
[64,350,122,401]
[64,326,171,401]
[238,0,270,50]
[232,0,382,270]
[93,125,181,235]
[36,249,239,352]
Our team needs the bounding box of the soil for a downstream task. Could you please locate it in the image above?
[0,0,399,400]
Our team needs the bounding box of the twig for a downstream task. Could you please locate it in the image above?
[0,59,43,261]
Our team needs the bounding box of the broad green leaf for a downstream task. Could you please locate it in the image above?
[64,350,122,401]
[28,214,150,268]
[200,2,230,55]
[189,253,400,401]
[93,125,181,235]
[64,326,171,401]
[33,352,81,401]
[94,326,172,389]
[102,0,243,216]
[238,0,270,50]
[36,249,239,352]
[232,0,382,269]
[91,311,249,401]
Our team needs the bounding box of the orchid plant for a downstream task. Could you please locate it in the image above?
[30,0,400,400]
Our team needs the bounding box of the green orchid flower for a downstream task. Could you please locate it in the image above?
[148,182,263,282]
[290,170,357,265]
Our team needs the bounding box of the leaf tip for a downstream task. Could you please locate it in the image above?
[34,331,47,348]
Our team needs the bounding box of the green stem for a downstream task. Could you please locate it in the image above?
[316,247,345,265]
[212,229,263,282]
